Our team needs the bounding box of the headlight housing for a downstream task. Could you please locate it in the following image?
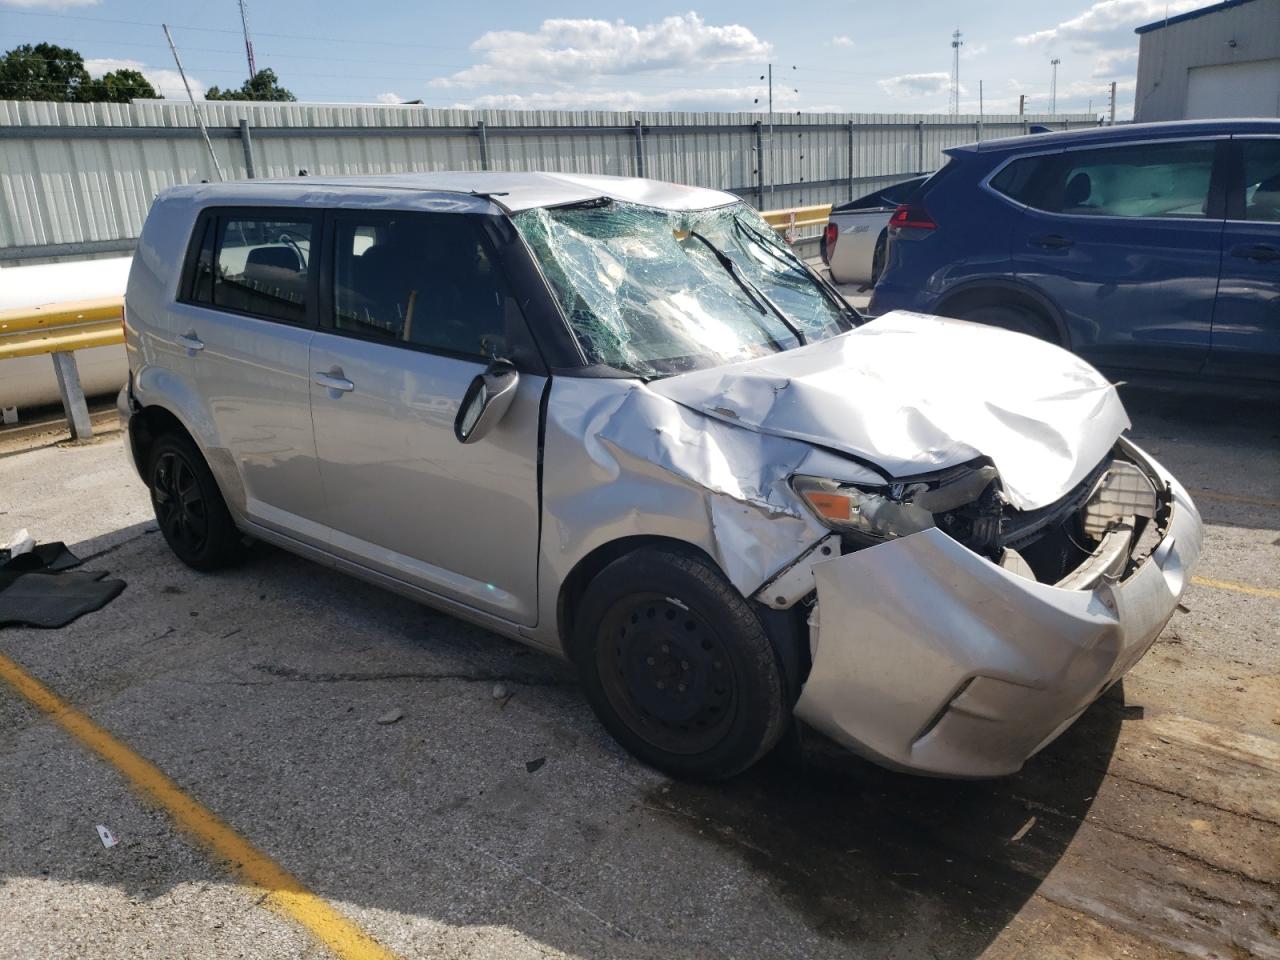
[791,475,935,541]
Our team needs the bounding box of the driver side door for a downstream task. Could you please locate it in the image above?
[307,209,547,626]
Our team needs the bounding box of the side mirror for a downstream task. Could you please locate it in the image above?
[454,361,519,444]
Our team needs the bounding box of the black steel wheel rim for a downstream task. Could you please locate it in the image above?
[596,593,738,755]
[152,451,208,554]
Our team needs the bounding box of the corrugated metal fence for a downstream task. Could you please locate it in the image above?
[0,100,1098,262]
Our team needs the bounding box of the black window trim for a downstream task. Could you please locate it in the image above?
[1226,134,1280,224]
[980,135,1231,223]
[176,204,322,330]
[316,208,551,375]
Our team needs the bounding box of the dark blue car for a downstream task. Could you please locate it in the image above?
[869,120,1280,383]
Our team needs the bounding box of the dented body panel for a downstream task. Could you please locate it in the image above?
[793,444,1201,776]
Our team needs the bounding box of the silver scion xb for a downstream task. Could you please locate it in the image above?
[119,172,1203,781]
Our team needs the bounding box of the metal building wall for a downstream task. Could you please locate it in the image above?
[1134,0,1280,121]
[0,100,1097,262]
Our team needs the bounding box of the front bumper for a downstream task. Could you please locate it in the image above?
[793,443,1202,777]
[116,382,142,480]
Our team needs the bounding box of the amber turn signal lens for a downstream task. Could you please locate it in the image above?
[804,490,852,521]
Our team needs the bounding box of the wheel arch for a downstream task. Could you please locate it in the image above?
[934,278,1070,348]
[556,535,719,662]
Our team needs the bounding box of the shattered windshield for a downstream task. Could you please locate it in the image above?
[513,200,849,376]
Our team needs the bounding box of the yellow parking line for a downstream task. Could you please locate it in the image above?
[0,652,400,960]
[1191,489,1280,510]
[1191,576,1280,600]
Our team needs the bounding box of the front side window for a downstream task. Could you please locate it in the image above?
[1043,141,1216,219]
[203,216,313,323]
[331,213,515,359]
[513,200,849,376]
[1242,140,1280,222]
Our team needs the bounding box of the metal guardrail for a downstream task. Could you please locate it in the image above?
[0,297,124,439]
[761,204,833,235]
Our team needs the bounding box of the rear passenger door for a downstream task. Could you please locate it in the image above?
[175,208,327,532]
[1003,138,1226,373]
[1208,137,1280,381]
[307,210,546,626]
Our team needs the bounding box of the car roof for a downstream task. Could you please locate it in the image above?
[951,118,1280,155]
[161,171,740,214]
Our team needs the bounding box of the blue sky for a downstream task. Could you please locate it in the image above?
[0,0,1206,118]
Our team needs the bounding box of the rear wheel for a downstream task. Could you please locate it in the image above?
[951,299,1058,343]
[147,432,242,570]
[870,231,888,285]
[572,548,790,781]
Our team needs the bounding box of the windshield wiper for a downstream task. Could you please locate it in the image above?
[687,231,807,346]
[732,217,859,328]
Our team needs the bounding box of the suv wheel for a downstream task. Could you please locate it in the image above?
[147,432,242,570]
[572,547,790,780]
[954,300,1058,343]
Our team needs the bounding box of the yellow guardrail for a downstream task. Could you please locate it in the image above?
[0,297,124,361]
[760,204,833,235]
[0,296,125,439]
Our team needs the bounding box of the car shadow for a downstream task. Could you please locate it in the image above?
[646,691,1123,957]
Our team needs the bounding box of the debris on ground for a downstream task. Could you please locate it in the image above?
[375,708,404,725]
[1010,816,1036,843]
[492,682,509,700]
[525,757,546,773]
[95,824,119,849]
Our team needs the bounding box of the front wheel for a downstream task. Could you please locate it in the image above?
[572,547,790,781]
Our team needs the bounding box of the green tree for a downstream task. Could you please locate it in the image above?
[0,44,159,102]
[85,68,158,103]
[0,43,92,102]
[206,68,296,102]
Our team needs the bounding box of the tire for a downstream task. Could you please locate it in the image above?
[571,547,790,781]
[146,431,242,571]
[953,300,1058,343]
[870,232,887,285]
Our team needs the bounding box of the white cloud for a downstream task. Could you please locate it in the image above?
[1091,46,1138,77]
[375,92,403,104]
[961,42,988,60]
[1016,0,1201,46]
[430,13,771,88]
[84,58,203,100]
[0,0,99,8]
[877,72,953,98]
[829,35,855,48]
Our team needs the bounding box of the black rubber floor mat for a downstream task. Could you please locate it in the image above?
[0,542,126,628]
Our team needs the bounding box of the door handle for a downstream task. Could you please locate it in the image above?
[176,333,204,353]
[1230,243,1280,262]
[1028,234,1074,250]
[313,371,355,394]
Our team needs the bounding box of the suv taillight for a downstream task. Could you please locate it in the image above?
[822,222,838,262]
[888,203,937,231]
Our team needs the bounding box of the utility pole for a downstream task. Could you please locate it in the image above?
[162,24,224,182]
[978,79,984,141]
[238,0,257,78]
[950,29,963,115]
[768,63,774,203]
[1050,58,1061,115]
[1108,80,1117,124]
[1018,93,1026,116]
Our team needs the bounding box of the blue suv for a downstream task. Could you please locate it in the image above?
[869,120,1280,384]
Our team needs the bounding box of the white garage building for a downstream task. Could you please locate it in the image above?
[1134,0,1280,121]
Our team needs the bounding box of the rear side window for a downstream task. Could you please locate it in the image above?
[989,155,1050,206]
[330,213,519,359]
[1004,141,1216,219]
[1242,140,1280,222]
[182,211,313,325]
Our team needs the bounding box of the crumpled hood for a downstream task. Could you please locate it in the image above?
[647,311,1130,511]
